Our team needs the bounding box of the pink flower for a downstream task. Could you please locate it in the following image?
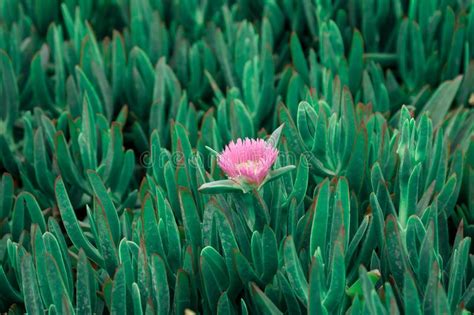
[217,138,279,186]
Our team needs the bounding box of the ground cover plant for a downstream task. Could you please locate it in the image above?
[0,0,474,314]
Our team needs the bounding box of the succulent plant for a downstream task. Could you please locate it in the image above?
[0,0,473,314]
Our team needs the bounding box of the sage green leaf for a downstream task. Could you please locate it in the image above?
[21,253,43,314]
[217,292,235,315]
[0,265,22,302]
[369,193,385,250]
[284,155,308,207]
[419,76,462,128]
[142,194,166,259]
[102,123,125,188]
[94,196,119,276]
[161,198,181,271]
[111,265,126,315]
[14,192,46,235]
[309,252,328,315]
[348,30,363,93]
[214,208,241,296]
[55,131,86,190]
[151,255,170,314]
[52,25,65,107]
[32,226,53,306]
[267,124,284,148]
[205,145,220,156]
[235,249,261,287]
[278,104,307,155]
[250,282,283,315]
[258,165,296,189]
[179,187,202,249]
[260,226,278,283]
[199,179,245,194]
[346,214,370,265]
[43,231,72,297]
[55,177,103,265]
[79,94,97,170]
[34,127,54,194]
[404,272,422,315]
[76,250,96,315]
[87,170,120,244]
[31,52,54,111]
[230,100,254,139]
[310,179,330,258]
[0,173,13,220]
[346,269,381,298]
[0,135,19,175]
[174,270,192,315]
[0,50,18,133]
[132,282,143,315]
[448,238,471,311]
[118,239,134,290]
[323,240,345,311]
[45,253,73,312]
[284,236,308,304]
[384,215,410,291]
[290,33,309,83]
[164,161,180,216]
[277,270,302,315]
[201,246,229,310]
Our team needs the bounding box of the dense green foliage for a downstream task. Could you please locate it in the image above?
[0,0,473,314]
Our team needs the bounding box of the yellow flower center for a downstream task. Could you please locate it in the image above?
[236,160,260,173]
